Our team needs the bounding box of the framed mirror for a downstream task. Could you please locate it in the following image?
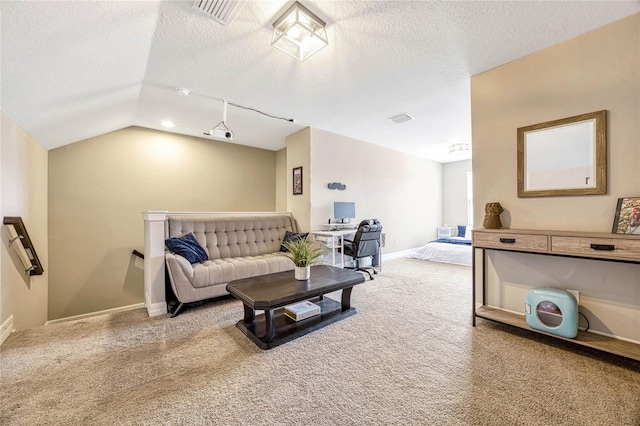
[517,110,607,197]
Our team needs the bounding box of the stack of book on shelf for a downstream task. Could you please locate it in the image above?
[284,301,320,321]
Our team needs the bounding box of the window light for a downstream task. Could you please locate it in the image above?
[271,1,328,62]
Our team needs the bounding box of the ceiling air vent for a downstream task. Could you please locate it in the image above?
[192,0,247,26]
[389,113,414,124]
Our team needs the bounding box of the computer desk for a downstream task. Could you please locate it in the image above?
[311,229,381,270]
[311,229,354,268]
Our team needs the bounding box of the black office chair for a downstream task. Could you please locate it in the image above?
[340,219,382,280]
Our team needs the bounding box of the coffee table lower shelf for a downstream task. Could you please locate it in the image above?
[476,305,640,361]
[236,297,355,350]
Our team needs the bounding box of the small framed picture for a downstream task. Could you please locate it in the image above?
[292,166,303,195]
[612,197,640,234]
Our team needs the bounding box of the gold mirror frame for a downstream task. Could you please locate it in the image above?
[517,110,607,198]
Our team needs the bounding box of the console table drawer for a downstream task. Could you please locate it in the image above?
[473,232,548,252]
[551,236,640,261]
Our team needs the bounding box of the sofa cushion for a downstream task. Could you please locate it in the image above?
[190,254,294,288]
[279,231,309,252]
[165,232,209,264]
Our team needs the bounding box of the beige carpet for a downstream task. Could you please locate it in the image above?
[1,258,639,425]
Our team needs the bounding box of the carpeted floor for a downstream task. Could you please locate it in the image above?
[1,258,639,425]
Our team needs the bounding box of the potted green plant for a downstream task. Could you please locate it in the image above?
[281,236,326,280]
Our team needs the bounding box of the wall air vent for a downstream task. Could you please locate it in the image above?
[192,0,246,26]
[389,113,414,124]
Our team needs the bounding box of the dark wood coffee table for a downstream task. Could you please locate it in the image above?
[226,266,365,349]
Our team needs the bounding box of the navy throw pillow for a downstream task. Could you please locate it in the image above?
[165,232,209,263]
[457,225,466,237]
[280,231,309,252]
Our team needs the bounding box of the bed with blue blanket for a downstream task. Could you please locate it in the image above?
[408,225,472,266]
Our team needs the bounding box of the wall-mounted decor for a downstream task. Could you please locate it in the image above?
[327,182,346,190]
[517,110,607,197]
[612,197,640,235]
[293,166,303,195]
[3,216,44,275]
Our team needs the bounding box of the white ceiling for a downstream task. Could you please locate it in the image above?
[1,1,638,163]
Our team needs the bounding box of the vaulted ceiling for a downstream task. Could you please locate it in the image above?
[1,1,637,163]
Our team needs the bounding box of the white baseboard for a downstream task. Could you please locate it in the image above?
[382,248,418,262]
[146,301,168,317]
[145,290,168,317]
[1,315,14,345]
[46,303,145,326]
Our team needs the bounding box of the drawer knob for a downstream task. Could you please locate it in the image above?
[499,238,516,244]
[590,244,615,251]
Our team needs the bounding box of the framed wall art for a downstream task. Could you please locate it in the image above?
[293,166,303,195]
[612,197,640,234]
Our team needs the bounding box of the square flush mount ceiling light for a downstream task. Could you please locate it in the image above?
[272,1,328,61]
[450,143,470,154]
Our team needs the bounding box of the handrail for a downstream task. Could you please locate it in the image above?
[3,216,44,276]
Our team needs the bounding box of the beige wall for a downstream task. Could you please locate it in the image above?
[309,128,442,252]
[472,14,639,231]
[286,128,311,231]
[48,126,276,320]
[275,148,287,212]
[471,14,640,341]
[1,112,49,331]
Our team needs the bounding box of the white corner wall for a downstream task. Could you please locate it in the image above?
[1,111,48,331]
[286,128,311,231]
[309,128,442,252]
[443,159,471,228]
[275,148,287,212]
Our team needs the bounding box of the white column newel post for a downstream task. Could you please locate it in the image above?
[142,211,169,317]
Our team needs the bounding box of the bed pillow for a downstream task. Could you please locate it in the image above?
[165,232,209,264]
[464,226,472,240]
[457,225,466,237]
[280,231,309,252]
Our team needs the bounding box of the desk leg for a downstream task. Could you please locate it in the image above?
[341,286,353,311]
[243,304,255,324]
[265,309,275,342]
[333,239,336,266]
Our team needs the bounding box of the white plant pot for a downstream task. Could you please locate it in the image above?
[295,266,311,280]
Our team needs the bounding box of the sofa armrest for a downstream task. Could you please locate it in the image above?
[165,252,195,302]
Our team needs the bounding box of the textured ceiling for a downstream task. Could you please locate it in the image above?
[1,1,638,163]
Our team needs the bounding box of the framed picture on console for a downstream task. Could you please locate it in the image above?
[292,166,303,195]
[612,197,640,235]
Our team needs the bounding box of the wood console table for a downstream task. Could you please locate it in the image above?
[472,228,640,361]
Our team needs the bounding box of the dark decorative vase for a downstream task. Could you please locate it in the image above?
[483,202,504,229]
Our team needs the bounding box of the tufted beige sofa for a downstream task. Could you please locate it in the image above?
[165,214,299,316]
